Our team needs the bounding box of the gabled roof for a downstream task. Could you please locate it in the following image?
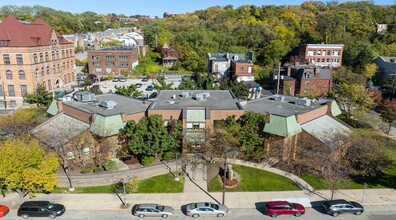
[0,15,71,47]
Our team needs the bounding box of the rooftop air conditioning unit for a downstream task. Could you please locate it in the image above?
[99,100,117,109]
[273,95,285,101]
[74,92,96,102]
[195,93,205,101]
[182,92,191,98]
[295,98,311,106]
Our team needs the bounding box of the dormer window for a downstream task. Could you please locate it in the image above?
[0,40,8,46]
[234,55,238,60]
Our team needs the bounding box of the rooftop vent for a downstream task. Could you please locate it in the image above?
[195,92,210,101]
[182,92,193,98]
[272,95,285,101]
[99,100,117,109]
[295,98,311,106]
[74,92,96,102]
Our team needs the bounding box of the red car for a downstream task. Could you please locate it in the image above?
[264,201,305,218]
[0,205,10,218]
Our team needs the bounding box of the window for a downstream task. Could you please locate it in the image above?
[19,70,26,80]
[57,64,60,72]
[39,53,43,62]
[119,55,128,60]
[0,40,7,46]
[313,50,316,55]
[52,51,55,60]
[16,54,23,64]
[0,85,2,96]
[308,50,314,56]
[20,85,27,95]
[70,49,73,56]
[66,50,69,57]
[34,53,38,63]
[93,62,101,66]
[48,79,52,90]
[63,74,67,83]
[56,51,59,59]
[6,70,12,79]
[317,50,321,55]
[8,85,15,96]
[3,54,10,64]
[193,124,200,129]
[62,62,65,70]
[45,52,49,61]
[47,66,50,75]
[239,67,244,71]
[68,73,71,82]
[326,58,330,62]
[41,67,44,76]
[106,62,115,66]
[92,56,100,60]
[317,58,320,62]
[322,58,325,62]
[53,65,56,74]
[120,62,129,67]
[305,81,310,88]
[61,50,65,58]
[322,50,326,56]
[67,61,70,69]
[105,55,114,60]
[327,50,331,55]
[333,50,340,56]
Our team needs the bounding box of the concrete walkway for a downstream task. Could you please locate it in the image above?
[183,158,207,193]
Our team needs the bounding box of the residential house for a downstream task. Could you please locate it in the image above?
[230,59,254,82]
[0,15,75,109]
[374,56,396,83]
[87,46,139,76]
[299,43,343,67]
[161,43,179,67]
[273,62,333,97]
[208,53,245,79]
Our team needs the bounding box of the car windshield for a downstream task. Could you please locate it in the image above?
[323,202,331,208]
[156,205,164,211]
[210,203,219,210]
[288,202,295,209]
[45,202,56,210]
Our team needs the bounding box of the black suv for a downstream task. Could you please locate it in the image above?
[17,201,65,219]
[322,199,364,217]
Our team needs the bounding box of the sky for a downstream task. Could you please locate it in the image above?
[0,0,394,18]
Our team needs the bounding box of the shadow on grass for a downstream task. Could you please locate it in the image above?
[352,173,396,189]
[254,202,267,216]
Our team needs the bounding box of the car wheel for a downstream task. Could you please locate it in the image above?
[332,212,339,217]
[271,213,278,218]
[217,213,224,217]
[49,213,57,219]
[192,213,199,218]
[295,212,302,217]
[138,214,145,218]
[21,214,29,219]
[355,211,362,215]
[162,214,169,218]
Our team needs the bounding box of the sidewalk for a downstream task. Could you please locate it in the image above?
[1,189,396,211]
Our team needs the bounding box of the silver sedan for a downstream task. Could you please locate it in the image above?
[132,203,174,218]
[185,202,229,218]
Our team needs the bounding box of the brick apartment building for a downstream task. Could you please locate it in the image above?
[299,44,343,67]
[88,46,139,76]
[0,15,74,108]
[230,59,254,82]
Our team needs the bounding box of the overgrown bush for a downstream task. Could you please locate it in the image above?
[141,156,155,166]
[162,152,174,161]
[93,166,105,173]
[104,160,117,171]
[81,167,94,174]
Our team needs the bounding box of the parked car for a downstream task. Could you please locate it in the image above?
[142,77,149,82]
[112,77,119,82]
[146,85,154,91]
[132,203,174,218]
[0,205,9,218]
[322,199,364,217]
[135,83,143,88]
[186,202,228,218]
[264,201,305,217]
[119,76,127,82]
[17,201,65,219]
[88,74,98,82]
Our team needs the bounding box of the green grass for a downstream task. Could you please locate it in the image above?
[208,165,300,192]
[53,173,184,193]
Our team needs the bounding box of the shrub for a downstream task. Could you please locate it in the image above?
[93,166,105,173]
[106,75,114,81]
[81,167,94,174]
[104,160,117,171]
[162,152,174,161]
[141,156,155,166]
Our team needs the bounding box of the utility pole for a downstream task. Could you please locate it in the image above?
[276,62,281,94]
[222,150,227,205]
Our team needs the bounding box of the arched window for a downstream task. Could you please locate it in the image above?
[6,70,12,80]
[41,67,44,76]
[18,70,26,80]
[47,66,50,75]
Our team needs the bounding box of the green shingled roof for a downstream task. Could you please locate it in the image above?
[330,100,342,116]
[47,100,59,116]
[264,115,302,137]
[90,114,125,137]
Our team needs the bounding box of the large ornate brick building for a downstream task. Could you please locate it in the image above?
[0,15,74,108]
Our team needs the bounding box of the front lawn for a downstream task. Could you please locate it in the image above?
[208,165,300,192]
[53,173,183,193]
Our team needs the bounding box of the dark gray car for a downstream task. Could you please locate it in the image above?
[132,203,174,218]
[322,199,364,217]
[186,202,228,218]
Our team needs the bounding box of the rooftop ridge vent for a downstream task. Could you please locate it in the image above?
[295,97,311,106]
[272,95,285,101]
[74,92,96,102]
[99,100,117,109]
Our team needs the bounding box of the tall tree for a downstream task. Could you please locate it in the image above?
[0,107,47,137]
[0,138,59,201]
[23,84,53,107]
[380,100,396,134]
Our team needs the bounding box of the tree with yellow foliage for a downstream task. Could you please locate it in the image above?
[0,138,59,201]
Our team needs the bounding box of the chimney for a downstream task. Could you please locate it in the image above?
[315,67,320,78]
[287,66,291,76]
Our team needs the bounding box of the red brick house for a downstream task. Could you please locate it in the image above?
[161,43,179,67]
[299,43,343,67]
